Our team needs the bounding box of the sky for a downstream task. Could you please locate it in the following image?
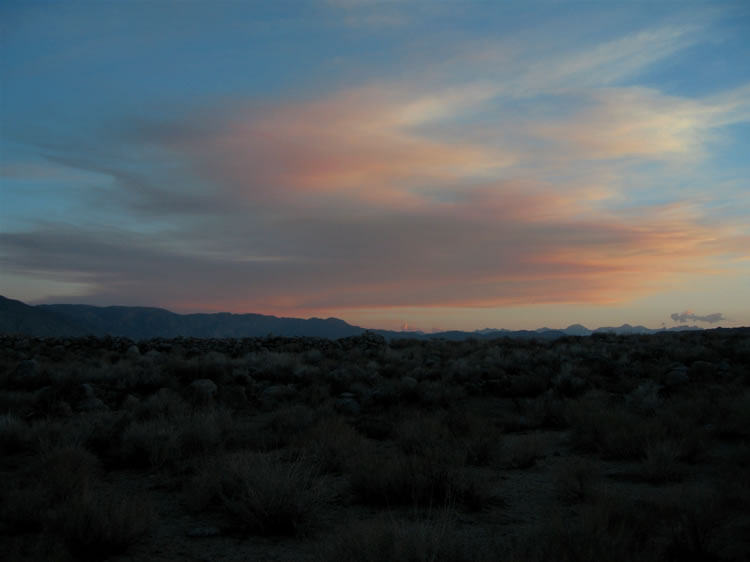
[1,0,749,332]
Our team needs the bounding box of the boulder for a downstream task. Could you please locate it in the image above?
[335,396,361,416]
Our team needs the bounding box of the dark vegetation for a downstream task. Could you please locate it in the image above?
[1,329,749,561]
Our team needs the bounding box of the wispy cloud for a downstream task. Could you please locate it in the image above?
[671,311,726,324]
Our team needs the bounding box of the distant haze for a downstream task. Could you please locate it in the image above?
[1,1,749,331]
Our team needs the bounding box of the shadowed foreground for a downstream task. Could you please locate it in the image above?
[1,330,749,561]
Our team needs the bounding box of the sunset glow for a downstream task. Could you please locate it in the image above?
[1,1,748,331]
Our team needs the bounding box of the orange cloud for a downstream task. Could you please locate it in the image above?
[176,85,511,210]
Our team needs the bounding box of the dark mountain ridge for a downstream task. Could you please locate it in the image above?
[0,295,707,340]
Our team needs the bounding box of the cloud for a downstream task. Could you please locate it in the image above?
[162,85,512,209]
[3,14,748,320]
[530,86,750,161]
[670,311,726,324]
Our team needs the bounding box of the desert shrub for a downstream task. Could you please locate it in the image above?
[261,404,316,450]
[397,413,455,460]
[554,457,600,504]
[111,361,169,393]
[0,485,49,533]
[132,388,190,421]
[121,417,179,468]
[350,449,494,511]
[30,417,75,453]
[49,490,155,561]
[78,412,129,461]
[626,381,663,414]
[502,434,541,469]
[566,395,660,460]
[39,445,100,503]
[318,513,477,562]
[177,410,226,460]
[536,394,568,428]
[167,355,228,384]
[508,372,549,398]
[0,390,36,418]
[299,415,370,474]
[223,417,264,450]
[515,494,660,562]
[246,351,299,381]
[415,380,452,407]
[355,414,395,440]
[639,437,685,483]
[715,388,750,439]
[552,364,590,398]
[440,408,500,466]
[216,451,333,536]
[659,489,729,562]
[0,412,33,454]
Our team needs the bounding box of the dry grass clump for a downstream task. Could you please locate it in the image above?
[298,415,370,474]
[177,409,229,459]
[715,388,750,439]
[0,411,32,454]
[515,494,660,562]
[131,388,191,420]
[121,409,229,467]
[49,489,156,561]
[0,485,49,534]
[657,487,733,562]
[349,449,494,511]
[261,404,317,450]
[638,436,686,483]
[187,451,334,536]
[396,413,456,461]
[566,394,655,460]
[318,513,478,562]
[38,445,100,502]
[121,417,180,468]
[0,444,102,536]
[441,408,500,466]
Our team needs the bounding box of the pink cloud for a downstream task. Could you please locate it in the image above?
[113,84,746,316]
[172,86,510,210]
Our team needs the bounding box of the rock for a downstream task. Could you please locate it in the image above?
[53,401,73,417]
[217,384,247,409]
[121,394,140,411]
[81,383,98,399]
[262,385,295,401]
[189,379,218,404]
[186,526,221,538]
[688,361,715,380]
[34,385,56,407]
[401,376,418,390]
[14,359,39,378]
[77,397,109,412]
[335,397,361,416]
[664,368,689,387]
[127,345,141,358]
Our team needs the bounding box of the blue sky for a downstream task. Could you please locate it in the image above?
[1,0,749,331]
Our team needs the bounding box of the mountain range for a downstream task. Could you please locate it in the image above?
[0,295,702,340]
